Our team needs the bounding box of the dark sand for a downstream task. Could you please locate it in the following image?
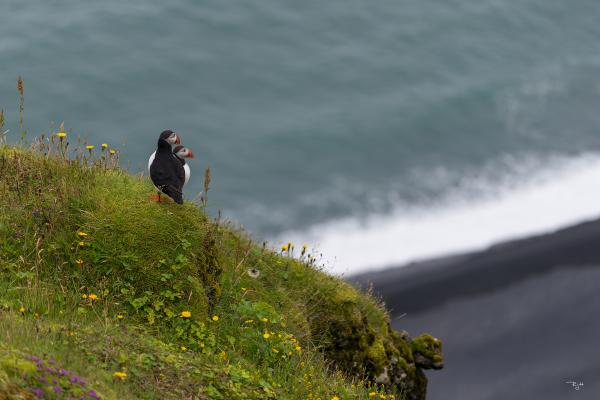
[351,219,600,400]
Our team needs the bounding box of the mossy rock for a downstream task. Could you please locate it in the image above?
[307,279,444,400]
[411,333,444,370]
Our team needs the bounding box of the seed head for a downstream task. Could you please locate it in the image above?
[17,76,23,96]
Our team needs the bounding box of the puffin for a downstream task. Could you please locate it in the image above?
[172,145,194,186]
[149,132,185,204]
[147,130,180,174]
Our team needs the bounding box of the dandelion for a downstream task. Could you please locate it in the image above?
[295,346,302,352]
[247,268,260,279]
[81,294,88,299]
[101,143,108,150]
[88,294,98,301]
[113,371,127,380]
[109,149,116,155]
[19,306,25,314]
[380,395,387,399]
[181,346,187,352]
[78,241,85,247]
[56,132,67,139]
[212,315,219,321]
[369,393,377,398]
[281,244,288,252]
[117,315,124,319]
[181,310,191,318]
[77,231,88,237]
[332,396,340,400]
[263,332,271,339]
[85,145,94,151]
[75,259,83,267]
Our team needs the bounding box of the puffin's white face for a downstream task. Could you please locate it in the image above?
[167,132,180,145]
[175,147,194,159]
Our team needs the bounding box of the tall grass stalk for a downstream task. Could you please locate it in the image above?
[17,75,26,142]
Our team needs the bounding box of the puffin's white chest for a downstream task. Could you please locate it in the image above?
[148,151,156,174]
[183,163,190,185]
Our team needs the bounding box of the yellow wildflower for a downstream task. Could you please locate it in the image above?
[117,315,124,319]
[261,317,268,323]
[369,393,377,398]
[272,348,279,353]
[81,294,87,299]
[85,145,94,151]
[181,346,187,352]
[19,306,25,314]
[109,149,116,155]
[88,293,98,301]
[75,259,83,267]
[113,371,127,380]
[380,395,387,399]
[78,241,85,247]
[181,311,191,318]
[56,132,67,138]
[331,396,340,400]
[295,346,302,352]
[244,319,254,324]
[212,315,219,321]
[199,342,205,348]
[77,231,88,237]
[281,244,288,252]
[263,332,271,339]
[101,143,108,149]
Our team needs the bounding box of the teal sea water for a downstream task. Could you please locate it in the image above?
[3,1,600,273]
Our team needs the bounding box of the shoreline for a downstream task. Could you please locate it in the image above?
[349,216,600,315]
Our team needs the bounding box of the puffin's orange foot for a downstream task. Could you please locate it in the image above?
[149,194,162,202]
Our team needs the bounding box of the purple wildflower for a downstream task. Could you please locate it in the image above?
[53,386,63,394]
[70,375,86,386]
[30,387,44,398]
[88,389,101,399]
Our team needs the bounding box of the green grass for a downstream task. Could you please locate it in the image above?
[0,140,442,400]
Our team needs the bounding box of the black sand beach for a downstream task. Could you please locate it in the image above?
[351,218,600,400]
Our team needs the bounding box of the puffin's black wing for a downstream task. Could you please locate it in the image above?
[150,139,185,204]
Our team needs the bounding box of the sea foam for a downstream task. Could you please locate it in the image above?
[275,153,600,276]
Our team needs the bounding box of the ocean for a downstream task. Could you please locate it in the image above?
[3,0,600,275]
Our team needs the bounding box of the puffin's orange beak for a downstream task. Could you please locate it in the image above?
[188,150,194,159]
[175,135,181,144]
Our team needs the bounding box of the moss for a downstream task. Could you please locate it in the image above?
[411,333,444,370]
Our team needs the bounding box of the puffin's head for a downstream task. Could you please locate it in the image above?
[173,145,194,159]
[159,130,181,145]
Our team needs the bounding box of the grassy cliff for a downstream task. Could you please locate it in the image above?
[0,139,443,400]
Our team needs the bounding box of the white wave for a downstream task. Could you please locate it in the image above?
[274,153,600,276]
